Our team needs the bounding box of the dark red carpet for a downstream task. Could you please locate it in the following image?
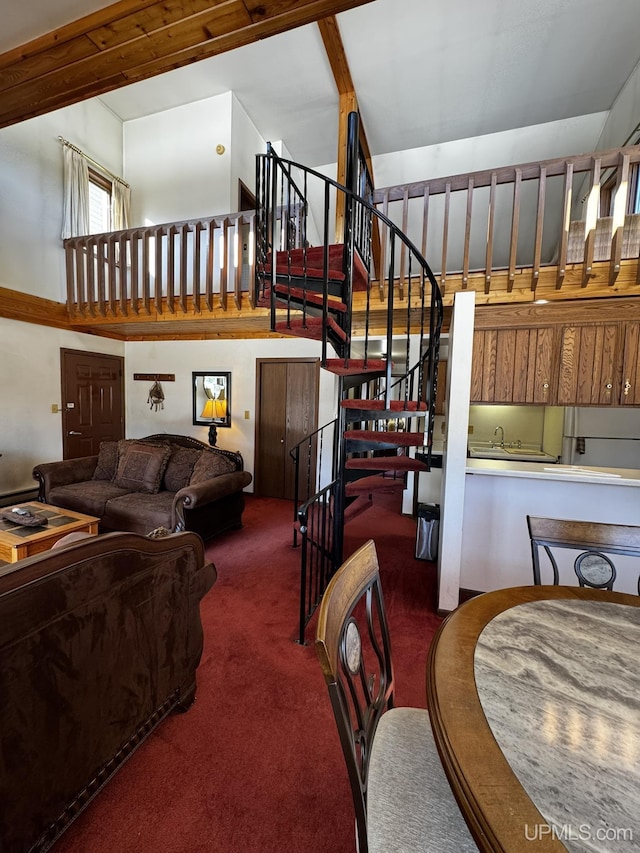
[54,491,443,852]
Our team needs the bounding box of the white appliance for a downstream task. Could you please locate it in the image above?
[562,407,640,469]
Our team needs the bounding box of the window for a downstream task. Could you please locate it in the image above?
[88,168,112,233]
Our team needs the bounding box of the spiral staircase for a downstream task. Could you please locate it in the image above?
[255,114,443,642]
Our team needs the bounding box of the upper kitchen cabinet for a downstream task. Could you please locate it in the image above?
[620,322,640,405]
[557,323,619,406]
[470,326,556,404]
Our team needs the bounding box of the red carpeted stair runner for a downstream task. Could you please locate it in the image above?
[266,244,369,292]
[52,494,443,853]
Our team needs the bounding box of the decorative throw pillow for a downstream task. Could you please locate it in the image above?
[190,449,236,485]
[163,446,202,492]
[114,440,172,494]
[92,440,119,481]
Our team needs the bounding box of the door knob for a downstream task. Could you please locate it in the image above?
[68,431,82,435]
[280,438,285,444]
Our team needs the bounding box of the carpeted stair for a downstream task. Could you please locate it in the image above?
[258,244,369,353]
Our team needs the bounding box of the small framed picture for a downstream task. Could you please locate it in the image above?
[193,372,231,428]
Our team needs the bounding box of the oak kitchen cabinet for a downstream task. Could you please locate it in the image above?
[470,326,556,404]
[470,297,640,407]
[557,323,619,405]
[621,322,640,405]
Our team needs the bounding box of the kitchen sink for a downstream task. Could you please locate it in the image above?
[468,444,557,462]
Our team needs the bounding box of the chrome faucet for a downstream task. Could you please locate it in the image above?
[493,425,505,448]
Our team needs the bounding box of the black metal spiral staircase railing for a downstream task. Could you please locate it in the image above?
[255,114,443,643]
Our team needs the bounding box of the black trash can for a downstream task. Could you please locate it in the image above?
[415,503,440,561]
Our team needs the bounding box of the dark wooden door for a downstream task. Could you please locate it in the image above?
[61,349,125,459]
[255,359,319,499]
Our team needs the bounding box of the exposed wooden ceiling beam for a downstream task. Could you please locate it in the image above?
[0,0,376,129]
[317,14,378,257]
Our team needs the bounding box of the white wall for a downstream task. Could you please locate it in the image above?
[370,113,609,188]
[230,96,266,208]
[595,58,640,150]
[0,99,123,301]
[123,337,339,488]
[0,318,124,495]
[469,404,546,447]
[124,92,267,225]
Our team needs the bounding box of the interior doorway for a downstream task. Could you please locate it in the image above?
[61,349,125,459]
[254,359,320,499]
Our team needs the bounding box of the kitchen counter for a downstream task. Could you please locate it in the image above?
[459,459,640,594]
[466,458,640,486]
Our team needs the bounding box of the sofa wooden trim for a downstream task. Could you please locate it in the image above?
[0,531,216,853]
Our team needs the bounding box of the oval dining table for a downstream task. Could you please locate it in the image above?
[427,585,640,852]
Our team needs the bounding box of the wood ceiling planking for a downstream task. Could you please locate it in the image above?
[0,0,375,128]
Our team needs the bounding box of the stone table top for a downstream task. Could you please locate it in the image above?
[475,599,640,852]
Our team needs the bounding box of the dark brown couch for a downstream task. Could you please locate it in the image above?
[0,530,216,853]
[33,433,252,540]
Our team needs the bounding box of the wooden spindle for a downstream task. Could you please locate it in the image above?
[556,162,573,289]
[441,181,451,293]
[507,169,522,292]
[531,166,546,291]
[462,177,474,288]
[206,219,215,311]
[485,173,497,294]
[154,226,164,315]
[609,152,630,286]
[582,157,601,287]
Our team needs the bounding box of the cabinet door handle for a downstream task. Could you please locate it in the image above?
[68,431,82,435]
[542,382,549,390]
[605,382,613,390]
[624,379,631,396]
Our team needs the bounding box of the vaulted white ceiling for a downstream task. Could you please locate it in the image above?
[3,0,640,166]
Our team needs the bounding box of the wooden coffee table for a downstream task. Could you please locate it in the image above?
[0,502,99,563]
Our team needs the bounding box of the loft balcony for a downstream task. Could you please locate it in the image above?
[62,144,640,341]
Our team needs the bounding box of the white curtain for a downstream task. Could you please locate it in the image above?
[61,145,90,239]
[112,178,131,231]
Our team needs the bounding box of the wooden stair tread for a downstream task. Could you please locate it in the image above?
[258,285,347,313]
[343,494,373,523]
[345,430,426,446]
[346,456,429,473]
[345,474,405,496]
[268,243,369,291]
[341,399,428,413]
[324,358,387,376]
[274,315,348,343]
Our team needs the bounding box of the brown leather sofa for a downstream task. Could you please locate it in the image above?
[0,530,216,853]
[33,433,252,540]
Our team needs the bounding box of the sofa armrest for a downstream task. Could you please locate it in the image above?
[33,456,99,502]
[175,470,252,511]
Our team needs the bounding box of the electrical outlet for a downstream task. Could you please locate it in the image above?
[244,410,250,420]
[51,404,59,413]
[468,424,474,434]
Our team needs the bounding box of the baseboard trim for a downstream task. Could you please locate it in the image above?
[0,488,39,508]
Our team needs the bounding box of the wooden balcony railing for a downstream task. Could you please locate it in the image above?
[372,144,640,296]
[64,144,640,322]
[64,210,256,318]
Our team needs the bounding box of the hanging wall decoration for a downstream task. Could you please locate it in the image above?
[148,380,165,411]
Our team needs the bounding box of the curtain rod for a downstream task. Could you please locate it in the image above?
[58,136,130,188]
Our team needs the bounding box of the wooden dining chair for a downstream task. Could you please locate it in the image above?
[527,515,640,594]
[315,539,477,853]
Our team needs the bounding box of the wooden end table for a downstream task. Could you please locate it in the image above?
[0,502,99,563]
